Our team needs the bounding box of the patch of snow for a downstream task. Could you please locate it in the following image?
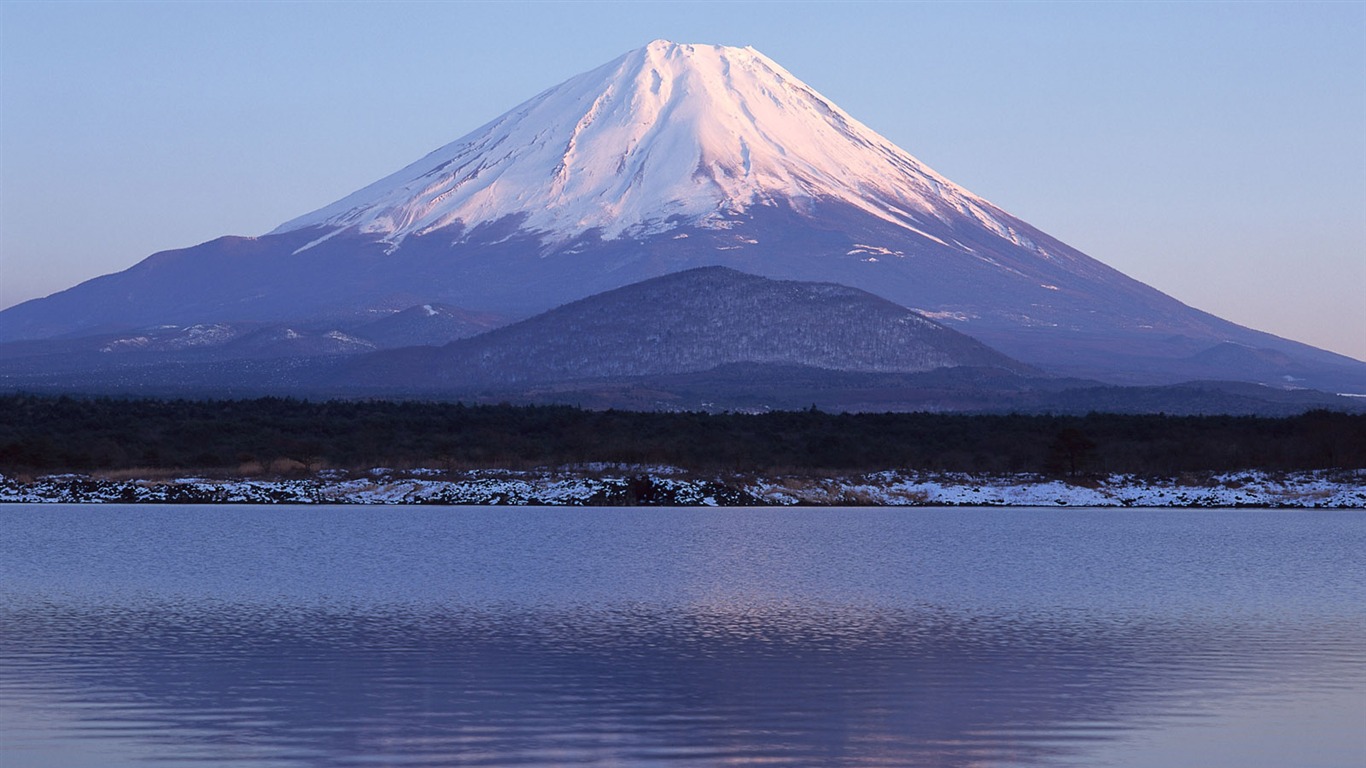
[901,224,950,247]
[3,469,1361,508]
[99,337,151,353]
[291,226,347,255]
[917,309,974,322]
[848,243,905,258]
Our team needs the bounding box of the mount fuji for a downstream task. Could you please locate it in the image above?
[2,40,1362,397]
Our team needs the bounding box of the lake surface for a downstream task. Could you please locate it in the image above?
[1,505,1363,768]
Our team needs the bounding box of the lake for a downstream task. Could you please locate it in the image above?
[1,505,1363,767]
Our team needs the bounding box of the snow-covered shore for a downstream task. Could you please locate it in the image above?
[1,467,1362,507]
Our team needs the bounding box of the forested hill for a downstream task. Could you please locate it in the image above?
[1,395,1362,477]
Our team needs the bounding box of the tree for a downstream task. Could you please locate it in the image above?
[1048,428,1097,477]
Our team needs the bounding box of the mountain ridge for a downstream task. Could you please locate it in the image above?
[324,266,1036,391]
[268,40,1021,250]
[0,39,1362,398]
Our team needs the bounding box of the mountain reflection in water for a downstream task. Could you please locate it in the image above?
[1,505,1363,767]
[4,601,1361,767]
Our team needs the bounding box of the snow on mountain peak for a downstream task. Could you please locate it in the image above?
[271,40,1016,247]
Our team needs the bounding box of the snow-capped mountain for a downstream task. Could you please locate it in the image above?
[272,40,1026,252]
[1,40,1362,394]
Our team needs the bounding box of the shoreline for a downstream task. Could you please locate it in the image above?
[3,467,1363,508]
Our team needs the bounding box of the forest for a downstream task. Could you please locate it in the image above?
[1,394,1362,477]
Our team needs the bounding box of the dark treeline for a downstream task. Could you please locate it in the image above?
[1,394,1363,476]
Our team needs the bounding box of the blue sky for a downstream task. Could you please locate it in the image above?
[2,1,1363,359]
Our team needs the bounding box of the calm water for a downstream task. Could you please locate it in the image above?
[1,505,1363,768]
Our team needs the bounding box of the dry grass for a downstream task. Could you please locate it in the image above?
[94,466,211,482]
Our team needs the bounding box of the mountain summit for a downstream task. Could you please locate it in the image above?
[1,40,1362,394]
[273,40,1017,251]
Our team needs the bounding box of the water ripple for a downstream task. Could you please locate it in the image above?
[2,505,1363,767]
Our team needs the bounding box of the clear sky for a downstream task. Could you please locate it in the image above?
[2,1,1363,360]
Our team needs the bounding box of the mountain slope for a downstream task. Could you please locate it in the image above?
[349,303,505,347]
[327,267,1032,391]
[1,40,1362,393]
[270,40,1037,250]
